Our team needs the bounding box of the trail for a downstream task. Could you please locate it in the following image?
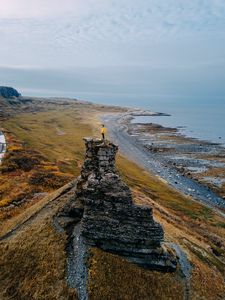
[0,177,89,299]
[54,216,89,300]
[169,243,192,300]
[66,223,89,300]
[0,182,74,241]
[102,114,225,218]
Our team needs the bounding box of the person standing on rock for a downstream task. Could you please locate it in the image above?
[101,124,107,140]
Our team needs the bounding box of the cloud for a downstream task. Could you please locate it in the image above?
[0,0,108,19]
[0,0,225,99]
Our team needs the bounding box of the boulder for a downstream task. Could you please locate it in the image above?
[0,86,21,98]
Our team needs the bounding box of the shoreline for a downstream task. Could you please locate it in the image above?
[130,114,225,147]
[128,113,225,199]
[1,95,225,299]
[1,94,225,211]
[102,111,225,215]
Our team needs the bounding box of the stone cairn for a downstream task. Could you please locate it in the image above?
[58,138,177,271]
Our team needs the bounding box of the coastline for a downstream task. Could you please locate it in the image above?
[1,95,225,299]
[102,110,225,215]
[1,94,225,210]
[131,114,225,147]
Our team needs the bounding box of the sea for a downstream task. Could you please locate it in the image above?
[127,96,225,146]
[88,94,225,146]
[24,89,225,146]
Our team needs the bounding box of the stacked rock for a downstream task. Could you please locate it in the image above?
[59,138,177,271]
[81,138,118,179]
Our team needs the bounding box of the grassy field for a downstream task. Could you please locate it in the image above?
[0,100,225,299]
[88,248,184,300]
[0,103,121,220]
[3,107,95,175]
[0,183,78,300]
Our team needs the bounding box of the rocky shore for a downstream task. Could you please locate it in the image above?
[128,116,225,200]
[102,112,225,214]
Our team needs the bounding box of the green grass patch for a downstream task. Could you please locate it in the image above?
[4,109,92,175]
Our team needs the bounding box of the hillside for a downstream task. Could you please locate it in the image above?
[0,96,225,300]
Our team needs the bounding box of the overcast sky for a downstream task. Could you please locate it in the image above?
[0,0,225,103]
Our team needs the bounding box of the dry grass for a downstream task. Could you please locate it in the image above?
[0,183,77,300]
[0,102,124,218]
[0,101,225,299]
[88,248,184,300]
[119,155,225,250]
[190,254,225,300]
[86,182,225,300]
[0,105,99,220]
[0,136,73,221]
[116,156,225,299]
[3,102,125,173]
[3,109,91,175]
[117,155,222,223]
[0,102,125,299]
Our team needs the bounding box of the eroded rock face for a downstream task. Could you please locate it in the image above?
[58,138,177,271]
[0,86,21,98]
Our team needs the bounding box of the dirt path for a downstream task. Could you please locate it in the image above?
[66,223,89,300]
[102,113,225,217]
[169,243,192,300]
[0,182,74,241]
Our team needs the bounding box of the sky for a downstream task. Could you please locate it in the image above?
[0,0,225,103]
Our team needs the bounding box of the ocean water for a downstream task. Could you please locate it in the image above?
[85,94,225,146]
[24,89,225,146]
[130,97,225,146]
[73,94,225,146]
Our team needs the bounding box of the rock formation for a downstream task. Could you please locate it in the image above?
[58,138,177,271]
[0,86,20,98]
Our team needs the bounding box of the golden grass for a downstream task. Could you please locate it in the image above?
[190,254,225,300]
[88,246,224,299]
[1,101,225,299]
[0,183,77,300]
[0,103,124,216]
[0,139,73,221]
[0,105,100,218]
[119,155,225,251]
[0,182,72,237]
[117,155,223,223]
[3,109,90,175]
[0,102,124,299]
[88,248,184,300]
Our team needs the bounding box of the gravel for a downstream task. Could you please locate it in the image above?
[67,223,89,300]
[102,114,225,217]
